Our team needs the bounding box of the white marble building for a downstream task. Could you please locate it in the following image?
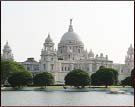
[1,41,14,60]
[39,19,113,84]
[2,19,134,84]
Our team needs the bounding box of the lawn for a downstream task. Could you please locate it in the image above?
[26,85,132,88]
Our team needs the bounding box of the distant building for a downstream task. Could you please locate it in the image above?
[22,58,40,76]
[113,44,134,83]
[1,41,14,60]
[2,19,134,84]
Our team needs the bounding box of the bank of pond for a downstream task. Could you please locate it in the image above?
[1,87,134,95]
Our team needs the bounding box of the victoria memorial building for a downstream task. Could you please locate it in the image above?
[2,19,134,84]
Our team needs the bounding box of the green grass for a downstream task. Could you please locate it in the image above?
[26,85,132,88]
[86,86,132,88]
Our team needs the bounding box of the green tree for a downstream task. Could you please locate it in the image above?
[131,69,134,87]
[1,59,27,84]
[91,67,118,87]
[108,68,118,85]
[121,76,131,86]
[64,69,90,88]
[8,72,32,88]
[99,66,105,70]
[33,72,54,88]
[121,69,134,87]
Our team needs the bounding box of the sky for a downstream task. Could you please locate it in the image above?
[1,1,134,64]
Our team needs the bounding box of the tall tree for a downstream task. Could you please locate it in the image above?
[1,59,27,84]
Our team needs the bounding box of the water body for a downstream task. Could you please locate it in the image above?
[1,90,134,106]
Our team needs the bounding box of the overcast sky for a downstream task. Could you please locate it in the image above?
[1,1,134,64]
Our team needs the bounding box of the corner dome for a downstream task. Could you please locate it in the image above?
[45,33,53,43]
[60,19,81,43]
[4,41,11,50]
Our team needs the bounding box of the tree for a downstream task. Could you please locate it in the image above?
[1,59,27,84]
[33,72,54,88]
[131,69,134,87]
[121,68,134,87]
[108,68,118,85]
[121,76,131,86]
[91,67,118,87]
[99,66,105,70]
[8,72,32,88]
[64,69,90,88]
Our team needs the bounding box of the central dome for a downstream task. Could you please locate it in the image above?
[61,32,80,42]
[60,19,81,43]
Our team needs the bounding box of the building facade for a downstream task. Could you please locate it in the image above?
[39,19,114,84]
[22,58,40,76]
[2,19,134,84]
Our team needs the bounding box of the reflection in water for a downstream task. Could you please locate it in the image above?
[1,91,134,106]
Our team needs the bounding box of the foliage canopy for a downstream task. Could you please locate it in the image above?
[65,69,90,88]
[33,72,54,87]
[1,59,27,84]
[91,67,118,87]
[8,72,32,87]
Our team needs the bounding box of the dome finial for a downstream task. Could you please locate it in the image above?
[130,44,132,48]
[6,40,8,45]
[48,33,50,38]
[68,19,73,32]
[70,19,72,25]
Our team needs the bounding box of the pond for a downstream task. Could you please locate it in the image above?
[1,90,134,106]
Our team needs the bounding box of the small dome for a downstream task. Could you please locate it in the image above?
[3,41,11,51]
[128,44,134,54]
[88,49,94,57]
[100,53,103,57]
[45,33,53,43]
